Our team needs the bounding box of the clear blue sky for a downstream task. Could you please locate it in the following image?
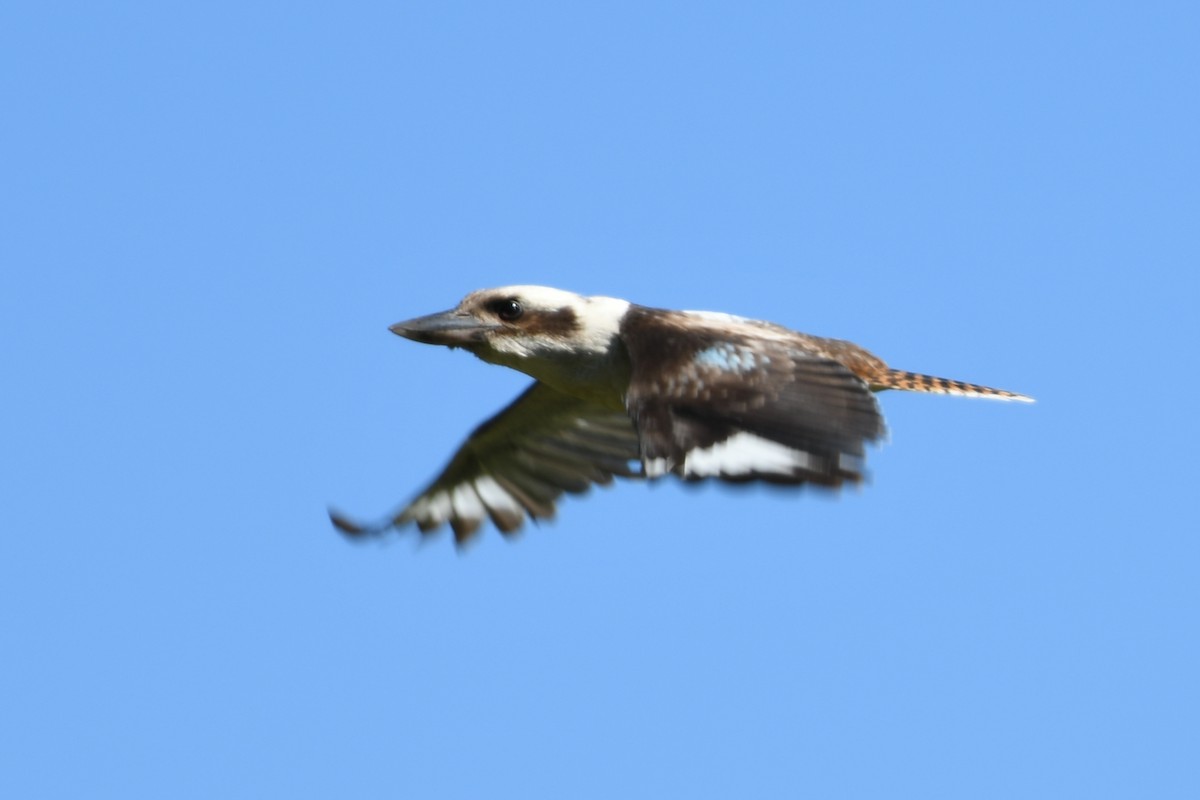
[3,2,1198,798]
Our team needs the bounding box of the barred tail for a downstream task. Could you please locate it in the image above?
[873,369,1034,402]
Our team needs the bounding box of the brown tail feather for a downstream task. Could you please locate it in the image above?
[871,369,1033,402]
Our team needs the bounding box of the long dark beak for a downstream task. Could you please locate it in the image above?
[388,309,496,347]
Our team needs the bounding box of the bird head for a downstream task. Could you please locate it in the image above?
[389,286,632,391]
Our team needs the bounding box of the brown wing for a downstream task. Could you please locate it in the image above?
[330,382,641,546]
[620,307,886,486]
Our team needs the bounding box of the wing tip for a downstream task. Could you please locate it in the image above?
[328,507,394,539]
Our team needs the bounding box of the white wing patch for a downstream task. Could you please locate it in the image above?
[407,490,452,530]
[450,483,484,524]
[473,475,523,517]
[644,457,672,478]
[681,431,814,478]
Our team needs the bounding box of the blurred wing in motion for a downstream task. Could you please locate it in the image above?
[330,382,642,546]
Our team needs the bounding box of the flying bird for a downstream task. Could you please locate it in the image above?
[330,286,1031,546]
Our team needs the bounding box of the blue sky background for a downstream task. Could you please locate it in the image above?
[3,2,1198,797]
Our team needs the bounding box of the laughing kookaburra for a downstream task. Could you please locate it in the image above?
[330,286,1031,546]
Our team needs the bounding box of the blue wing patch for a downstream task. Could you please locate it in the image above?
[693,343,769,373]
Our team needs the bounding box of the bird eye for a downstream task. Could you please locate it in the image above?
[493,299,523,322]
